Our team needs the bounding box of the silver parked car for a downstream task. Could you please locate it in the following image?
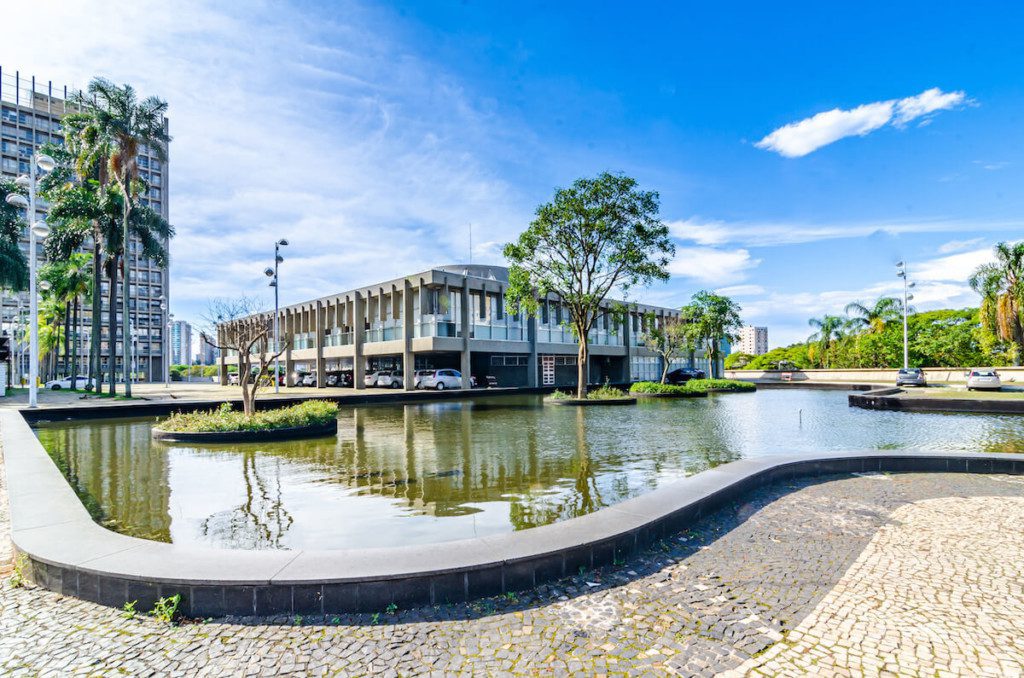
[896,367,926,387]
[418,368,463,390]
[376,370,404,389]
[966,369,1001,391]
[413,369,434,389]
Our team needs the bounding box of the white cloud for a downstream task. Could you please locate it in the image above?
[667,247,761,286]
[911,247,994,283]
[666,216,1022,248]
[715,284,765,297]
[4,1,537,320]
[937,238,984,254]
[756,88,968,157]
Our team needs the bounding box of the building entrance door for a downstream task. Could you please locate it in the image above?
[541,355,555,385]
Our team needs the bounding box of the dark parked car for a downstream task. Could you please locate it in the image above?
[896,367,927,387]
[665,367,706,384]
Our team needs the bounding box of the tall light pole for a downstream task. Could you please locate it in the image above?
[896,261,916,370]
[159,296,169,387]
[166,313,175,389]
[7,152,54,407]
[265,239,287,393]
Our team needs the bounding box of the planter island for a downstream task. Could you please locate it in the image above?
[151,400,340,443]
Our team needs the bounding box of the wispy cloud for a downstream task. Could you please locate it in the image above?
[937,237,984,254]
[756,87,968,157]
[667,247,761,286]
[3,0,537,317]
[667,216,1021,248]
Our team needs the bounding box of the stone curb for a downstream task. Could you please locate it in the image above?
[4,409,1023,618]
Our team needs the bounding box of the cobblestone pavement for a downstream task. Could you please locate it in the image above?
[2,470,1024,676]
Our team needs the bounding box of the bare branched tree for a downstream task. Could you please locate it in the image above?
[199,297,287,416]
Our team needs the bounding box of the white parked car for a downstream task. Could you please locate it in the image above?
[375,370,404,389]
[413,369,434,389]
[966,369,1001,391]
[418,369,463,391]
[45,375,94,390]
[301,373,317,387]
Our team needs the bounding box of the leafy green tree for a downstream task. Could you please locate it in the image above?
[724,352,755,369]
[680,291,743,378]
[969,241,1024,365]
[844,296,904,334]
[807,315,846,368]
[639,312,692,383]
[39,253,92,381]
[0,178,28,292]
[504,172,673,397]
[73,78,170,396]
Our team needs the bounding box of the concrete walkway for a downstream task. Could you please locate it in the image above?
[2,441,1024,676]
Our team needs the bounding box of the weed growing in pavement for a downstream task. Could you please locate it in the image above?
[150,594,181,624]
[121,600,138,620]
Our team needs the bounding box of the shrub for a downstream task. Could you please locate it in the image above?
[629,381,694,395]
[686,378,756,393]
[157,400,339,433]
[547,383,628,400]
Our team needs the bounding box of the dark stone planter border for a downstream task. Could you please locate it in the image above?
[631,391,708,399]
[545,397,637,406]
[151,420,338,443]
[849,388,1024,415]
[6,409,1024,619]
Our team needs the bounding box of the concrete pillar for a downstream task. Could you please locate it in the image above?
[353,292,366,390]
[402,280,415,391]
[527,315,538,387]
[460,279,471,388]
[284,309,295,386]
[623,309,633,383]
[315,301,325,388]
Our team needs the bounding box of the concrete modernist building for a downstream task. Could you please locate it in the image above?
[169,320,191,366]
[219,264,724,389]
[737,325,768,355]
[0,68,171,381]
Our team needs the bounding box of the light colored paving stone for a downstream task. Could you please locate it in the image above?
[3,425,1024,676]
[727,493,1024,677]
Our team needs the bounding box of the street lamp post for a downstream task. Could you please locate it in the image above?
[265,239,288,393]
[159,296,168,388]
[7,152,54,408]
[896,261,916,370]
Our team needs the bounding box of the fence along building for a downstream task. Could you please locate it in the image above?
[219,264,725,389]
[0,68,171,382]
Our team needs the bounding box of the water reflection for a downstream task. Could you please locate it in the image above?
[33,390,1024,550]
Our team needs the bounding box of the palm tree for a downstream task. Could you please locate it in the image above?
[970,241,1024,364]
[79,78,170,396]
[0,178,29,293]
[808,315,846,368]
[40,254,92,381]
[844,296,905,334]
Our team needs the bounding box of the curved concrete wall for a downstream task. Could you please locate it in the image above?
[4,410,1023,618]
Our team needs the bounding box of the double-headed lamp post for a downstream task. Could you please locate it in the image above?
[6,152,54,408]
[264,239,288,393]
[896,261,916,370]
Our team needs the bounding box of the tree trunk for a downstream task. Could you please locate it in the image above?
[240,355,254,416]
[660,353,670,384]
[576,334,589,399]
[63,301,71,379]
[121,194,132,397]
[107,256,118,395]
[91,243,103,393]
[70,298,79,387]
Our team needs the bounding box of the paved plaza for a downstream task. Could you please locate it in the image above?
[2,441,1024,675]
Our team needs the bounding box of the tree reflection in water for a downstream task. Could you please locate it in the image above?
[199,452,293,550]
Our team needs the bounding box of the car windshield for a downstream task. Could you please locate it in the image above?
[974,370,996,377]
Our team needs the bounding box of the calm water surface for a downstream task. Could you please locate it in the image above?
[33,390,1024,550]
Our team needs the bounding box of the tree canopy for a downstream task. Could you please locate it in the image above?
[504,172,674,397]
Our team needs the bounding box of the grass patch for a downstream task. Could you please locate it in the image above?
[157,400,338,433]
[548,383,629,401]
[629,381,694,395]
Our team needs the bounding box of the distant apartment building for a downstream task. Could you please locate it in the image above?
[0,68,171,381]
[198,339,218,366]
[737,325,769,355]
[219,264,730,389]
[169,320,191,366]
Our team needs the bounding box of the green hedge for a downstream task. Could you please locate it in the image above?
[630,379,756,395]
[157,400,339,433]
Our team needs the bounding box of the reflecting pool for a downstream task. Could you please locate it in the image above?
[33,389,1024,550]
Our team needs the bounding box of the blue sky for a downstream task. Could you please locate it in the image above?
[5,1,1023,346]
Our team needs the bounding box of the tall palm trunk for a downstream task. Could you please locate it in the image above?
[91,243,103,393]
[121,196,132,396]
[107,255,119,395]
[63,301,71,379]
[70,297,79,386]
